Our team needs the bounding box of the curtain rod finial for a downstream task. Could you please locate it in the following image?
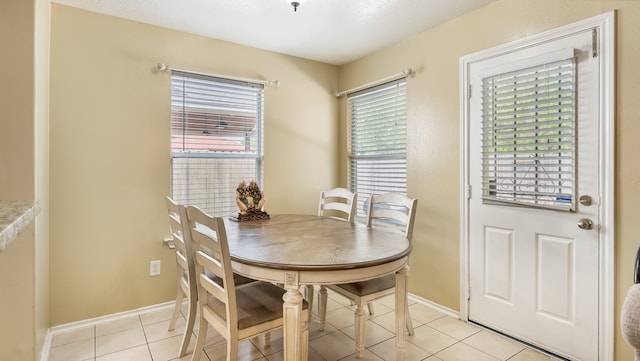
[157,63,170,72]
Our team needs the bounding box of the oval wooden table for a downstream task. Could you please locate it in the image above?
[223,214,412,361]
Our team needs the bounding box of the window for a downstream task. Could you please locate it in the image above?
[481,57,575,210]
[170,71,264,216]
[348,79,407,218]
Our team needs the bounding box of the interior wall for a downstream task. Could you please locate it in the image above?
[0,0,46,360]
[0,228,36,361]
[338,0,639,359]
[49,4,339,325]
[0,0,35,199]
[34,0,51,358]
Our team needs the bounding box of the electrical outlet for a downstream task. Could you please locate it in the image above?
[150,260,161,276]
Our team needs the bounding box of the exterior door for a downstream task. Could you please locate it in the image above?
[467,29,600,360]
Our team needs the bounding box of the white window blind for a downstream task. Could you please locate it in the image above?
[348,79,407,218]
[170,71,264,216]
[481,57,576,210]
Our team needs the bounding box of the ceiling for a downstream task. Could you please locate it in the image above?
[52,0,496,66]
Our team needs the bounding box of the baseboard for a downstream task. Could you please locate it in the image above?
[39,329,52,361]
[48,300,176,338]
[408,293,460,319]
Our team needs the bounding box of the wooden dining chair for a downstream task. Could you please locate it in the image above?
[182,205,308,361]
[165,197,197,358]
[319,192,417,358]
[166,197,257,357]
[307,188,357,320]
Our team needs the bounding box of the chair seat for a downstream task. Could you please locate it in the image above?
[208,281,308,330]
[334,274,395,296]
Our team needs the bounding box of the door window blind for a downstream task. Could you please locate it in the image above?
[348,79,407,218]
[171,71,264,216]
[481,58,576,210]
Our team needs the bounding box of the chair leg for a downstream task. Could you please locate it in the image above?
[406,301,415,336]
[177,294,197,357]
[318,286,328,331]
[191,313,208,361]
[264,331,272,347]
[228,337,239,361]
[354,304,367,358]
[367,302,374,315]
[168,285,184,331]
[305,285,314,321]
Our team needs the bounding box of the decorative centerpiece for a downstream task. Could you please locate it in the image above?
[232,180,270,221]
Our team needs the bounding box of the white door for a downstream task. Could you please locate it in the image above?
[467,29,600,360]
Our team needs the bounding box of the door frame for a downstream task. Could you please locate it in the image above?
[459,11,615,360]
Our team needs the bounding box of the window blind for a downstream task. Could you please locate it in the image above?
[348,79,407,218]
[481,58,576,210]
[171,71,264,216]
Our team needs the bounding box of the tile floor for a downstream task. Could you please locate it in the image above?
[49,289,557,361]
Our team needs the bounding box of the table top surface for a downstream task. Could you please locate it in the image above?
[223,214,411,271]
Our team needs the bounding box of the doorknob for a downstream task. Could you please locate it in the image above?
[577,218,594,230]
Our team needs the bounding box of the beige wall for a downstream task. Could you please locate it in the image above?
[0,0,35,199]
[339,0,639,359]
[49,4,339,325]
[34,0,51,357]
[0,0,50,359]
[0,228,36,360]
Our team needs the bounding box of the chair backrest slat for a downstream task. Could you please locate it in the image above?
[366,192,417,241]
[175,252,188,270]
[195,264,226,301]
[318,187,357,223]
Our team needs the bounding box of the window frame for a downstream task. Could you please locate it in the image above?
[480,56,576,211]
[170,71,265,216]
[347,78,408,219]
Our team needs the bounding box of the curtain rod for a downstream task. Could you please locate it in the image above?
[335,68,413,98]
[156,63,280,87]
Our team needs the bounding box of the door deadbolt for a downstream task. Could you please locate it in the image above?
[577,218,594,230]
[579,195,593,206]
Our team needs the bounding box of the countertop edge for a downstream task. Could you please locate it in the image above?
[0,201,41,252]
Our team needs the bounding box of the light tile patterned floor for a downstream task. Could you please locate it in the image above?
[49,289,557,361]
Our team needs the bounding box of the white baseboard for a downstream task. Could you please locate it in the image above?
[408,293,460,319]
[47,300,176,339]
[39,329,52,361]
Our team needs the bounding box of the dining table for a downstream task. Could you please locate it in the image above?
[223,214,413,361]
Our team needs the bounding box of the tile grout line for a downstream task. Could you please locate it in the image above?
[93,325,97,361]
[139,315,156,361]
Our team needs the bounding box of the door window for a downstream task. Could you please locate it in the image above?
[481,57,576,211]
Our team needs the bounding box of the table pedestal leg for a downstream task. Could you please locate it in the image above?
[283,272,308,361]
[395,266,409,355]
[318,286,328,331]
